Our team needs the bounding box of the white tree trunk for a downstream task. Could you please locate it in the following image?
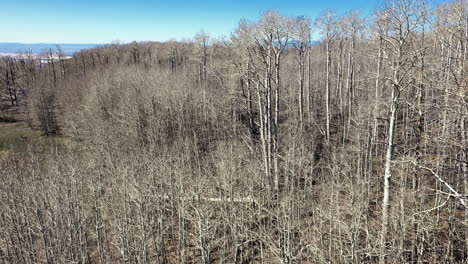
[380,85,397,264]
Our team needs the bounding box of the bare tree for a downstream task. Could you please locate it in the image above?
[292,16,312,129]
[375,1,428,262]
[316,10,337,144]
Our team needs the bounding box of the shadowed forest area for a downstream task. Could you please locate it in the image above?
[0,0,467,263]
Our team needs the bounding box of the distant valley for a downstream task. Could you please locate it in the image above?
[0,42,103,56]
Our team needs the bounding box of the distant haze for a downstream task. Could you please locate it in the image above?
[0,43,104,56]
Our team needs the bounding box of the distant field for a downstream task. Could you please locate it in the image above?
[0,42,104,56]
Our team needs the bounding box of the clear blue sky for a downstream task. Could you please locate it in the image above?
[0,0,451,44]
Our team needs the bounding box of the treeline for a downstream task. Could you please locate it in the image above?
[0,0,467,263]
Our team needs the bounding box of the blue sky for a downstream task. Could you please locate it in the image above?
[1,0,452,44]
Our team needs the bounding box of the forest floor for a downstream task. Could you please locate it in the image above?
[0,105,54,155]
[0,121,39,153]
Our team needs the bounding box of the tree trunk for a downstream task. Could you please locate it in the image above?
[380,91,396,264]
[325,41,331,144]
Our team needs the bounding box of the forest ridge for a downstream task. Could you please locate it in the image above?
[0,0,467,263]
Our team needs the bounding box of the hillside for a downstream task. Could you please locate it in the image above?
[0,1,467,263]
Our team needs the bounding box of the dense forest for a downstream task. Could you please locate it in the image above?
[0,0,467,263]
